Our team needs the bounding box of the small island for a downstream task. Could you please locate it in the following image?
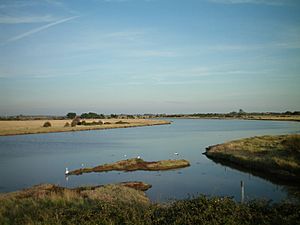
[204,134,300,183]
[68,158,191,175]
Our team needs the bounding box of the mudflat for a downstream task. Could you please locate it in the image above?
[0,119,171,136]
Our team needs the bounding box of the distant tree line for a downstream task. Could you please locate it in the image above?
[1,110,300,121]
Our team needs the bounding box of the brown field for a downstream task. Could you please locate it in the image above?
[0,119,171,136]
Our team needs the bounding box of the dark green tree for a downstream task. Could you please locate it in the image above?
[66,112,76,119]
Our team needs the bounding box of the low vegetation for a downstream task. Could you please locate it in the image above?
[115,120,130,124]
[42,121,51,127]
[205,134,300,182]
[0,183,299,225]
[68,158,190,175]
[81,120,104,126]
[64,122,70,127]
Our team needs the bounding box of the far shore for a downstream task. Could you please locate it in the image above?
[161,115,300,122]
[0,119,171,136]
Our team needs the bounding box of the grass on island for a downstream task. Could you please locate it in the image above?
[205,134,300,182]
[0,119,171,136]
[68,158,191,175]
[1,183,300,225]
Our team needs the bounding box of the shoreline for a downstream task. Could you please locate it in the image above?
[0,119,171,136]
[159,116,300,122]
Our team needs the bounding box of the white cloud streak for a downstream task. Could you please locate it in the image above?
[6,15,79,43]
[0,15,58,24]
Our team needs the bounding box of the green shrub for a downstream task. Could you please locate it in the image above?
[66,112,76,119]
[43,121,51,127]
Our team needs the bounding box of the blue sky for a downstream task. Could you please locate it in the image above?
[0,0,299,115]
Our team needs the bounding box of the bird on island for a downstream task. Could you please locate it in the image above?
[137,156,141,159]
[81,163,84,167]
[174,152,179,155]
[65,168,69,175]
[124,154,127,158]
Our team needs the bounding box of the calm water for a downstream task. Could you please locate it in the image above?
[0,119,300,202]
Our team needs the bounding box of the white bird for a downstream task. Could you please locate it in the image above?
[124,154,127,158]
[174,152,179,155]
[65,168,69,175]
[81,163,84,167]
[137,156,141,159]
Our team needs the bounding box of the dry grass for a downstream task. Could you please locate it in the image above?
[69,158,190,175]
[0,183,150,206]
[246,115,300,122]
[0,119,171,136]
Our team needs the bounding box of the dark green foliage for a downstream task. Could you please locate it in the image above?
[66,112,76,119]
[80,112,105,119]
[110,114,118,118]
[43,121,51,127]
[1,195,300,225]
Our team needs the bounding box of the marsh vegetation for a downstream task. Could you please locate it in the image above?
[205,134,300,182]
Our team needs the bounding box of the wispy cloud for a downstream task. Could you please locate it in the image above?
[6,15,79,43]
[207,0,291,6]
[0,15,58,24]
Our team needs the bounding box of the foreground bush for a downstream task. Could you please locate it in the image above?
[1,194,299,225]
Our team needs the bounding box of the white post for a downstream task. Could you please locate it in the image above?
[241,180,245,203]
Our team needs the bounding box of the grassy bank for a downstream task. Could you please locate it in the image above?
[205,134,300,183]
[0,119,171,136]
[68,158,190,175]
[1,183,300,225]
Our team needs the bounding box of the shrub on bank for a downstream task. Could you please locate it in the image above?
[71,117,81,127]
[64,122,70,127]
[115,120,130,124]
[42,121,51,127]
